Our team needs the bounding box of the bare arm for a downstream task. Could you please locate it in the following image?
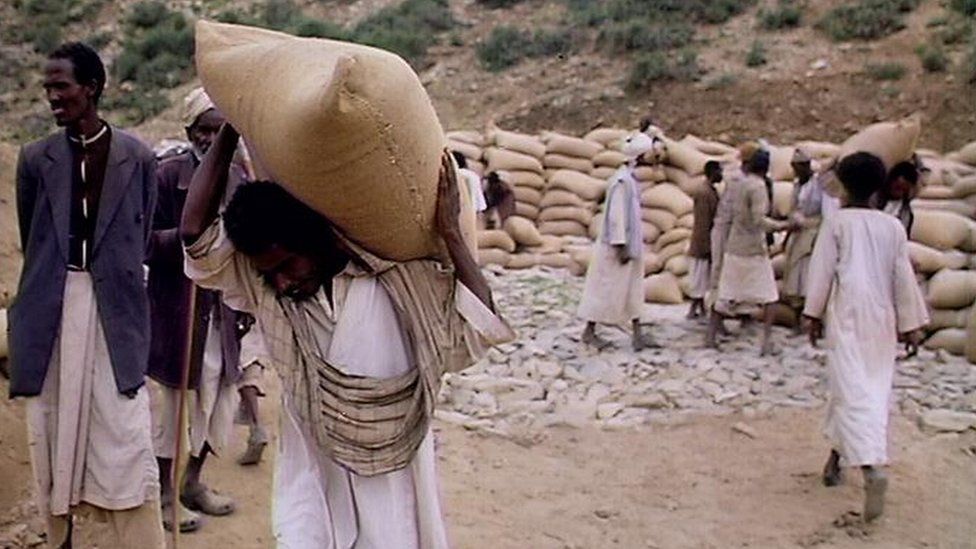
[436,152,493,309]
[181,123,240,244]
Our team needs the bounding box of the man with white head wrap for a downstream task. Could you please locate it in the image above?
[781,148,819,326]
[578,132,655,351]
[147,87,247,532]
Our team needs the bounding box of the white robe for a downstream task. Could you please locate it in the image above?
[803,209,929,466]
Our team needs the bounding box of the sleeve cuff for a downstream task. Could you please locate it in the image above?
[184,218,234,281]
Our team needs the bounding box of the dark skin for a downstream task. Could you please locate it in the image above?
[43,58,102,137]
[181,123,494,310]
[186,109,226,157]
[686,164,723,320]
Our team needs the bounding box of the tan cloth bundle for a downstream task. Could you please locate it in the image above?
[839,115,921,169]
[195,20,446,260]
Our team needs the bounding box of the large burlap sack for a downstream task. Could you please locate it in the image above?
[493,129,546,158]
[544,154,595,173]
[966,304,976,363]
[641,183,693,217]
[584,128,628,148]
[590,166,617,180]
[839,115,921,170]
[947,141,976,166]
[485,147,544,172]
[768,145,796,182]
[637,221,660,244]
[446,130,484,147]
[477,229,516,253]
[658,240,686,264]
[644,272,683,304]
[538,253,573,269]
[507,253,538,270]
[656,228,691,251]
[680,134,736,157]
[929,307,971,330]
[772,181,794,218]
[665,255,689,276]
[642,208,678,232]
[662,137,711,175]
[541,189,587,209]
[677,213,695,230]
[643,252,664,276]
[912,198,976,219]
[478,248,511,267]
[633,165,667,183]
[515,202,540,220]
[918,185,955,200]
[513,186,543,206]
[795,141,840,160]
[911,210,976,252]
[539,220,588,238]
[447,140,482,161]
[593,150,627,168]
[539,206,593,226]
[499,170,546,190]
[546,134,603,159]
[771,253,786,278]
[662,167,699,195]
[527,234,565,255]
[923,328,967,356]
[907,242,969,275]
[468,159,486,176]
[588,212,604,240]
[927,269,976,309]
[503,216,544,247]
[549,170,606,202]
[196,21,445,260]
[952,175,976,198]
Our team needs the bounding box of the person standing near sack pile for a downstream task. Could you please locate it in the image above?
[9,42,164,548]
[686,160,723,320]
[147,87,249,533]
[707,142,789,355]
[780,149,819,329]
[578,132,657,351]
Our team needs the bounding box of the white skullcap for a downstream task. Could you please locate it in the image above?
[622,132,655,160]
[182,87,215,128]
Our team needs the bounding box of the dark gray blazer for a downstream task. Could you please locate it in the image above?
[8,128,157,397]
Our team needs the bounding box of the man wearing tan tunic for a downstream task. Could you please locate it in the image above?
[707,143,788,355]
[578,132,655,351]
[781,149,819,328]
[180,123,513,547]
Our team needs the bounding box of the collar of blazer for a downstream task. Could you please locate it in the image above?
[40,126,139,264]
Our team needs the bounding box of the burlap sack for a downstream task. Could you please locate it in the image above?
[680,134,736,157]
[641,183,693,217]
[912,198,976,219]
[446,130,484,147]
[515,201,540,220]
[795,141,840,160]
[499,170,546,190]
[546,134,603,159]
[655,228,691,251]
[839,115,921,170]
[584,128,628,148]
[477,229,516,253]
[643,252,664,276]
[911,210,976,252]
[658,240,687,264]
[929,307,970,330]
[590,166,617,180]
[513,186,543,206]
[927,269,976,309]
[947,141,976,166]
[527,234,565,255]
[642,208,678,232]
[485,147,544,172]
[506,253,538,270]
[541,189,587,209]
[918,185,956,200]
[772,181,794,218]
[447,140,482,161]
[478,248,511,267]
[538,253,573,269]
[641,222,662,244]
[644,272,683,304]
[906,242,970,274]
[966,304,976,363]
[468,159,486,176]
[544,154,595,173]
[588,213,603,240]
[665,255,689,276]
[662,137,711,175]
[593,150,627,168]
[633,165,667,183]
[549,170,607,202]
[539,220,588,238]
[493,129,546,159]
[196,21,445,260]
[677,213,695,230]
[952,175,976,198]
[663,167,699,195]
[768,145,796,182]
[539,206,593,226]
[503,216,544,247]
[771,253,786,278]
[923,328,967,356]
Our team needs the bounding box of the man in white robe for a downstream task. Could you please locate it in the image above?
[578,132,654,351]
[180,122,513,548]
[804,152,928,523]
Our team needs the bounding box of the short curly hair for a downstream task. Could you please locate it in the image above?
[224,181,337,257]
[836,152,886,203]
[49,42,106,105]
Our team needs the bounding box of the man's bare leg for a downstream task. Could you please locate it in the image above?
[760,304,775,356]
[686,299,702,319]
[632,319,659,351]
[581,321,611,350]
[237,386,268,466]
[157,457,201,533]
[705,308,722,348]
[862,465,888,522]
[181,443,235,516]
[822,448,843,487]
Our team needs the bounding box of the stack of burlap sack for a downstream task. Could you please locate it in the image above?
[537,132,607,240]
[484,127,547,222]
[446,131,486,176]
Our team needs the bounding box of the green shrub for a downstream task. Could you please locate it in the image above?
[917,44,948,72]
[597,20,694,53]
[476,0,526,7]
[746,40,767,67]
[950,0,976,16]
[477,26,532,71]
[28,22,62,54]
[937,17,973,45]
[85,30,113,49]
[261,0,302,30]
[704,72,738,89]
[967,38,976,83]
[352,0,454,67]
[101,90,169,125]
[758,5,802,30]
[530,28,579,57]
[817,0,920,41]
[293,18,349,39]
[127,0,169,29]
[626,49,699,91]
[567,0,755,26]
[865,61,907,80]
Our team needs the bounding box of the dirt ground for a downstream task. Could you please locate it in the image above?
[2,373,974,549]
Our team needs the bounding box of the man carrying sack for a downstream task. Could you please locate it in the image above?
[147,87,246,532]
[9,42,163,548]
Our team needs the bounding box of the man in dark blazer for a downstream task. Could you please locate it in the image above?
[9,42,163,548]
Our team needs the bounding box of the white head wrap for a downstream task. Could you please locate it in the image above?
[182,87,215,128]
[622,132,655,161]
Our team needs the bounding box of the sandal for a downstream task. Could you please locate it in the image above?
[161,501,202,533]
[180,484,236,517]
[237,427,269,466]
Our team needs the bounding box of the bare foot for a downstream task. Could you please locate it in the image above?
[633,334,661,352]
[822,449,843,487]
[863,469,888,522]
[582,330,611,351]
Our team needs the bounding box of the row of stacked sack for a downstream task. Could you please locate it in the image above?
[447,122,976,363]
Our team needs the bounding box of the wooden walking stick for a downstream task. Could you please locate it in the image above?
[171,283,198,548]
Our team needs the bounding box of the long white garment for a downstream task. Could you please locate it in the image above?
[577,169,644,325]
[803,209,929,466]
[460,168,487,213]
[25,272,159,516]
[152,315,240,459]
[272,268,449,549]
